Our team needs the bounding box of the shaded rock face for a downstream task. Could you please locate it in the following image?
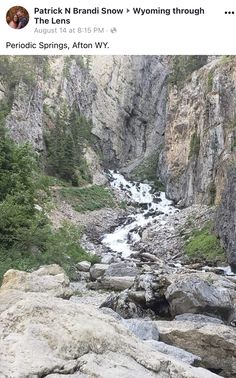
[87,56,169,167]
[160,57,236,207]
[0,265,219,378]
[216,168,236,271]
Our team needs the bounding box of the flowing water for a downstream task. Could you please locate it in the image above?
[101,171,235,276]
[102,171,176,258]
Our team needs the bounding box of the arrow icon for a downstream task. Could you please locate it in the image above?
[127,8,130,13]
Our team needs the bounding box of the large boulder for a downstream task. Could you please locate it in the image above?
[1,264,73,299]
[165,275,235,322]
[0,266,220,378]
[156,318,236,378]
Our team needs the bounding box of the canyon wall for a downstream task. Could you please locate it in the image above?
[1,55,236,266]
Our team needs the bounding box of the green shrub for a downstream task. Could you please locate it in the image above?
[60,185,116,212]
[0,222,100,282]
[189,131,201,158]
[208,182,216,205]
[45,106,94,185]
[169,56,208,88]
[207,70,214,92]
[0,128,98,282]
[184,223,225,264]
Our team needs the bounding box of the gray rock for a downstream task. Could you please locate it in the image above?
[165,275,234,322]
[175,313,224,324]
[105,262,138,277]
[0,266,219,378]
[216,167,236,272]
[90,264,109,280]
[160,57,236,209]
[76,261,91,272]
[99,276,135,291]
[122,319,159,341]
[145,340,201,366]
[99,307,123,321]
[156,318,236,378]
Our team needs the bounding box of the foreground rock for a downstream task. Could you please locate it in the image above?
[156,318,236,378]
[0,266,220,378]
[145,340,201,366]
[0,264,73,300]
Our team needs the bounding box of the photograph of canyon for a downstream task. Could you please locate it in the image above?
[0,56,236,377]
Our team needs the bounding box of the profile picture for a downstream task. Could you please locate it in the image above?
[6,6,29,29]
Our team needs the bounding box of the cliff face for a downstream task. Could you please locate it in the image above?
[2,56,168,168]
[215,168,236,271]
[160,57,236,207]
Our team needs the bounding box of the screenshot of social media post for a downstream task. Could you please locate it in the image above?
[0,1,236,377]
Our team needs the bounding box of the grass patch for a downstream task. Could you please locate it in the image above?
[184,223,226,264]
[207,70,214,92]
[0,222,100,283]
[60,185,116,212]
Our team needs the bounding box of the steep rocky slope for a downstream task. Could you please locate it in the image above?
[160,56,236,208]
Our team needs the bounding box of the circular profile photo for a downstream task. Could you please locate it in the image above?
[6,6,29,29]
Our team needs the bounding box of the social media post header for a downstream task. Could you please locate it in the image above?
[0,0,236,55]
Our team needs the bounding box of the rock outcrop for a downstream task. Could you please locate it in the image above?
[216,167,236,271]
[156,317,236,378]
[0,265,220,378]
[165,274,234,322]
[160,57,236,208]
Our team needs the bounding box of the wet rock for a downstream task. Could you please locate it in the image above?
[145,340,201,366]
[165,275,235,322]
[77,261,91,272]
[90,264,109,280]
[122,319,159,341]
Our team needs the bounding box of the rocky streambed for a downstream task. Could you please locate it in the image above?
[1,172,236,378]
[74,172,236,377]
